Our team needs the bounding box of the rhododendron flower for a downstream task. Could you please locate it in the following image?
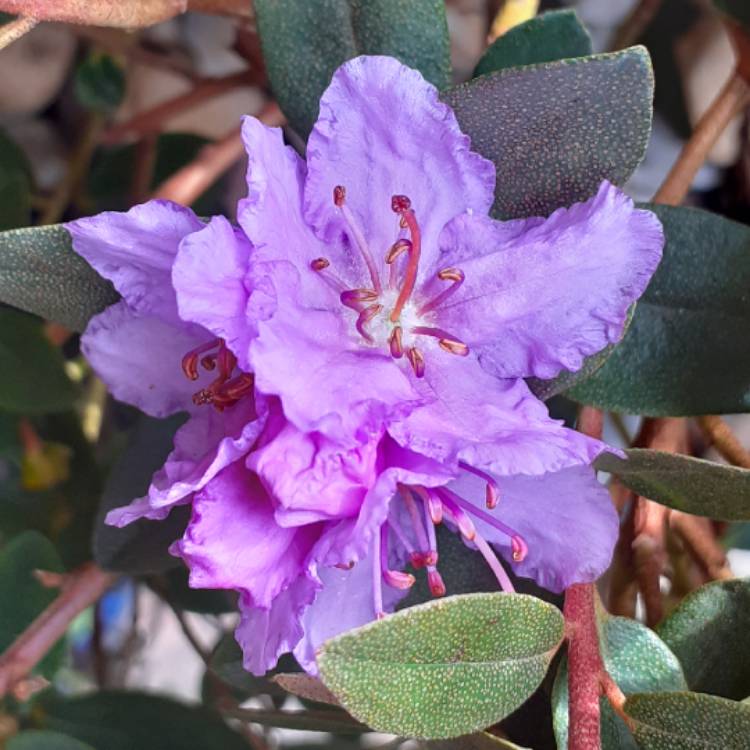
[67,55,664,676]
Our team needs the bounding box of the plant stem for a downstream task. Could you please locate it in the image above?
[0,563,116,698]
[611,0,662,51]
[668,512,733,581]
[696,415,750,469]
[653,71,750,206]
[0,0,187,27]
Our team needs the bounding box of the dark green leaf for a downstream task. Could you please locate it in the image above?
[624,692,750,749]
[224,705,367,734]
[444,47,653,220]
[474,10,591,77]
[318,593,564,739]
[569,204,750,415]
[553,613,686,749]
[0,224,118,331]
[7,732,95,750]
[255,0,450,137]
[0,127,31,230]
[93,414,188,574]
[714,0,750,28]
[38,691,248,750]
[595,450,750,521]
[0,309,78,413]
[74,54,126,113]
[0,531,65,677]
[657,578,750,700]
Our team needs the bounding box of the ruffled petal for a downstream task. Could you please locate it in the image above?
[67,200,203,322]
[304,55,496,284]
[433,181,664,379]
[173,216,255,370]
[388,353,612,476]
[236,574,321,676]
[82,301,208,418]
[173,461,322,608]
[293,557,408,675]
[449,465,619,592]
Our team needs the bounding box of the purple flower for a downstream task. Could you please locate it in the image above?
[68,55,664,676]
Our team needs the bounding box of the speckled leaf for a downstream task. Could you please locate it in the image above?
[428,732,530,749]
[255,0,450,138]
[0,308,78,413]
[94,414,188,574]
[553,613,686,749]
[474,10,591,76]
[7,732,95,750]
[595,450,750,521]
[624,692,750,749]
[318,593,564,739]
[0,224,118,331]
[444,47,652,220]
[273,673,340,706]
[657,578,750,700]
[569,205,750,415]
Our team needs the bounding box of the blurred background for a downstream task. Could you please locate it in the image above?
[0,1,748,747]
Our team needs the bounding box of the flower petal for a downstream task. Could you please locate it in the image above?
[388,353,612,476]
[304,55,495,283]
[434,181,664,379]
[82,301,208,418]
[450,464,619,592]
[236,574,321,676]
[173,461,321,608]
[173,215,255,369]
[67,200,203,321]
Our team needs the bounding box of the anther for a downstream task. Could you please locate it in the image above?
[384,570,416,590]
[418,268,466,315]
[459,462,500,509]
[386,238,412,264]
[438,338,470,356]
[406,347,425,378]
[181,339,220,381]
[335,561,355,570]
[340,288,379,310]
[412,485,443,525]
[389,326,403,359]
[311,257,330,271]
[512,535,529,562]
[356,304,383,343]
[427,569,446,597]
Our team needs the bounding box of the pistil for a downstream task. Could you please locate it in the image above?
[411,326,469,357]
[389,195,421,322]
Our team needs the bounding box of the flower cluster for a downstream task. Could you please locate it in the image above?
[68,56,663,675]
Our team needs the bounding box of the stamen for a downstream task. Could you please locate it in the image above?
[398,484,436,568]
[380,525,415,590]
[212,373,254,406]
[389,196,421,322]
[387,516,415,555]
[440,487,528,563]
[411,326,470,357]
[427,568,446,597]
[437,494,476,541]
[372,528,385,619]
[459,461,501,509]
[406,347,425,378]
[181,339,221,381]
[340,288,379,310]
[418,267,465,315]
[389,326,403,359]
[356,304,383,343]
[333,185,382,295]
[311,257,347,293]
[412,485,442,525]
[335,561,354,570]
[385,238,412,264]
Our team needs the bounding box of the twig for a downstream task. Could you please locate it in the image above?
[632,497,668,626]
[0,0,187,27]
[669,512,733,581]
[0,15,38,51]
[653,71,750,206]
[0,563,116,698]
[130,134,158,203]
[188,0,253,17]
[103,71,253,144]
[610,0,663,51]
[152,101,284,205]
[607,494,639,617]
[696,415,750,469]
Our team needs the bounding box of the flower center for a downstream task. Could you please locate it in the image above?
[310,186,469,378]
[181,338,254,411]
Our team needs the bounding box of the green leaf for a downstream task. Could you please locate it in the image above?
[0,127,31,230]
[318,593,564,739]
[595,449,750,521]
[657,578,750,700]
[714,0,750,28]
[569,204,750,415]
[444,47,653,220]
[0,531,65,677]
[553,613,686,749]
[93,414,189,574]
[0,309,78,413]
[255,0,450,137]
[0,224,118,331]
[7,732,95,750]
[38,691,248,750]
[74,54,126,113]
[474,10,591,77]
[428,733,530,749]
[624,692,750,749]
